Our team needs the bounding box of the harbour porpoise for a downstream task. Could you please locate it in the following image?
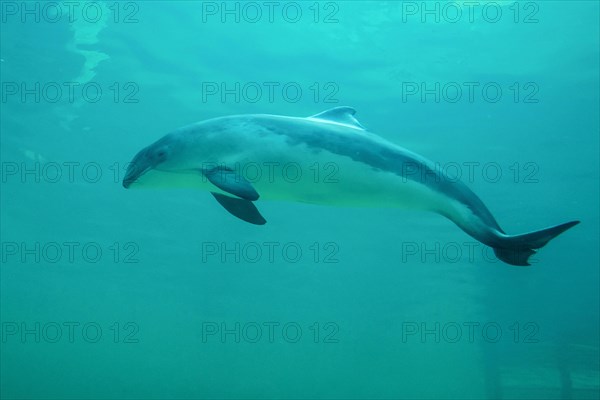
[123,107,579,266]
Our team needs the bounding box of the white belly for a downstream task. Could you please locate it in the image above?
[211,139,457,211]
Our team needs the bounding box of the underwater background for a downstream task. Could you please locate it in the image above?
[1,1,598,399]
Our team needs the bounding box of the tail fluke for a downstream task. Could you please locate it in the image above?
[493,221,580,266]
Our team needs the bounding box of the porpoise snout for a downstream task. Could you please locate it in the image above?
[122,149,151,188]
[122,163,139,188]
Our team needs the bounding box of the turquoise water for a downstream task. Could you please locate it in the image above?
[1,1,599,399]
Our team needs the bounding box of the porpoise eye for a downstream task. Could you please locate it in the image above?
[156,150,166,159]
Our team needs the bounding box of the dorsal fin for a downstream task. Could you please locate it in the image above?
[309,106,365,130]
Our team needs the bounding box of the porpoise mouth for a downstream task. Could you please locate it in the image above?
[122,175,136,189]
[122,162,150,188]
